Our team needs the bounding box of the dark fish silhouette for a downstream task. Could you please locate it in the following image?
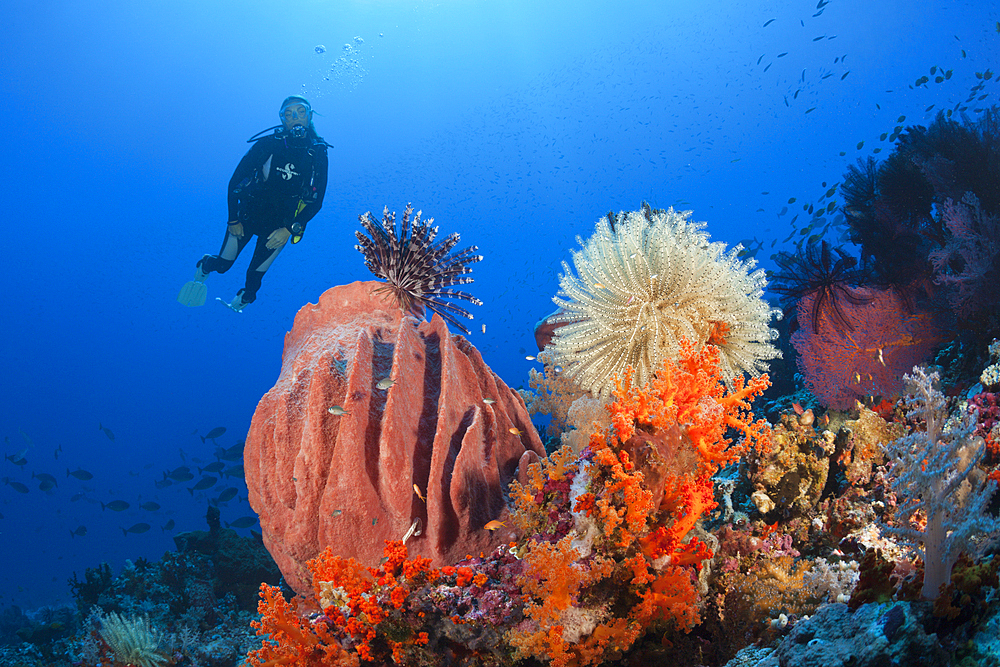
[67,468,94,480]
[3,479,29,494]
[101,500,130,512]
[188,476,218,495]
[218,443,244,462]
[215,487,239,503]
[165,467,194,482]
[122,523,151,535]
[198,462,225,474]
[32,472,57,487]
[201,427,226,443]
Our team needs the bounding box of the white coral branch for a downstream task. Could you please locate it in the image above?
[881,366,1000,599]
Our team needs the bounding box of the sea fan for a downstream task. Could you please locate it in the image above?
[355,203,483,334]
[549,204,781,399]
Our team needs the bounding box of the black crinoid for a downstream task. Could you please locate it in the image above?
[355,203,483,334]
[769,240,870,334]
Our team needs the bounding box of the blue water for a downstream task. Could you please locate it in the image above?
[0,0,996,610]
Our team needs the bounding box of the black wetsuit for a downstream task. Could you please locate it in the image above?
[200,129,329,302]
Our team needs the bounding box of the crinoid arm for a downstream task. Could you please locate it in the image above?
[355,203,483,334]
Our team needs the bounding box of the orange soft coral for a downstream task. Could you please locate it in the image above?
[508,534,615,666]
[502,340,773,667]
[247,583,359,667]
[602,339,772,471]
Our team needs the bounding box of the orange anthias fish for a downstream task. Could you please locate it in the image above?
[413,484,425,502]
[483,520,506,531]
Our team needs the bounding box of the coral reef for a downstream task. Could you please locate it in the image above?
[241,341,774,666]
[758,602,951,667]
[547,203,780,398]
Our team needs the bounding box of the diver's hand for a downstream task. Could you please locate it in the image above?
[227,221,244,237]
[266,227,291,250]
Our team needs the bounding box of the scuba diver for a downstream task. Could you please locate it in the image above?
[177,96,330,311]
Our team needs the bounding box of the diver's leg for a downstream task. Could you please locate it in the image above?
[239,233,287,303]
[199,229,250,275]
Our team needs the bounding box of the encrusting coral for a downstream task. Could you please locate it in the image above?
[547,203,780,398]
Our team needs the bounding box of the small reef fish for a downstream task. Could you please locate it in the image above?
[484,520,506,531]
[483,398,496,405]
[188,476,218,494]
[122,523,151,535]
[98,423,115,441]
[67,467,93,480]
[376,377,396,390]
[413,484,425,502]
[218,444,244,461]
[161,519,176,532]
[481,324,486,334]
[201,427,226,442]
[330,509,343,517]
[327,405,351,416]
[525,356,536,361]
[4,479,29,494]
[70,525,87,538]
[228,516,259,529]
[101,500,130,512]
[33,472,57,487]
[509,427,523,436]
[165,467,194,482]
[6,449,28,466]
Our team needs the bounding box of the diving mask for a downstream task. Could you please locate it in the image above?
[280,102,312,130]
